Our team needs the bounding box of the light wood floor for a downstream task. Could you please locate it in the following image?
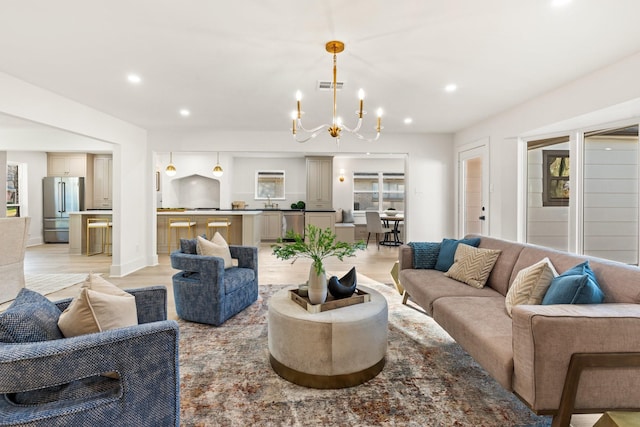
[14,241,401,317]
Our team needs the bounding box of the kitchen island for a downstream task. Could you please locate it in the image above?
[68,210,113,255]
[157,210,262,253]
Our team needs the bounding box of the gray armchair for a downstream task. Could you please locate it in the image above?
[0,286,180,427]
[170,245,258,326]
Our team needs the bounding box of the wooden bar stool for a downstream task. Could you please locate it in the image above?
[87,218,112,256]
[168,217,196,253]
[206,217,231,240]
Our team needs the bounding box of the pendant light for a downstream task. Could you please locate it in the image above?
[165,152,176,176]
[213,152,223,177]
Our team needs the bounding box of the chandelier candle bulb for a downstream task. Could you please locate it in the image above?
[296,91,302,118]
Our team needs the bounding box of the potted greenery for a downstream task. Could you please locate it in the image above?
[272,224,366,304]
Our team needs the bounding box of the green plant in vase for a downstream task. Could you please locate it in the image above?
[272,224,366,304]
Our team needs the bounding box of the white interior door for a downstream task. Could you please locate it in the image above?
[459,144,489,236]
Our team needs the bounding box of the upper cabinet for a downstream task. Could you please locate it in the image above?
[306,156,333,210]
[47,153,88,177]
[93,155,113,208]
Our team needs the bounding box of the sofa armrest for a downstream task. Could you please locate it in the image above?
[512,303,640,413]
[398,244,414,270]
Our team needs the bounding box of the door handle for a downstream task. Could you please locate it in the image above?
[478,215,486,221]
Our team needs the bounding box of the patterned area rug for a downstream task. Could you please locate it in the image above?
[179,280,552,427]
[24,273,89,296]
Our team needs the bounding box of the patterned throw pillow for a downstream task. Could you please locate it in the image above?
[0,288,63,343]
[408,242,440,269]
[505,257,558,316]
[444,243,502,289]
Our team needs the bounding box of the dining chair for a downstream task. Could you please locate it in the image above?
[365,211,392,250]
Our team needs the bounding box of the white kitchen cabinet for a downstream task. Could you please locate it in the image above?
[306,156,333,210]
[93,155,112,208]
[304,211,335,235]
[47,153,88,177]
[261,211,282,241]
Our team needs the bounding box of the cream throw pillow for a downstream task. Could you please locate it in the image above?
[58,273,138,338]
[505,257,558,317]
[196,232,233,268]
[444,243,502,289]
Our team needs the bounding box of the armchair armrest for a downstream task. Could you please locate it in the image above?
[230,245,258,272]
[0,320,179,393]
[512,304,640,413]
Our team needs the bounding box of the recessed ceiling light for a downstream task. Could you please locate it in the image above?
[404,118,413,124]
[127,74,142,84]
[551,0,571,7]
[604,147,613,151]
[444,84,457,93]
[179,109,191,117]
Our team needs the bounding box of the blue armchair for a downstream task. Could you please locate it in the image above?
[170,245,258,326]
[0,286,180,427]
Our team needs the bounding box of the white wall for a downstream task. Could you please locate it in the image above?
[0,71,150,277]
[455,52,640,241]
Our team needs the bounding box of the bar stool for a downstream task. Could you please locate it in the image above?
[206,217,231,240]
[168,217,197,253]
[87,218,112,256]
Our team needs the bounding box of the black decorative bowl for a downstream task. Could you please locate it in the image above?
[328,267,357,299]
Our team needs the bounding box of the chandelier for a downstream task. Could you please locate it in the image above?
[291,41,382,143]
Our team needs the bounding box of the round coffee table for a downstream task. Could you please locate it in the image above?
[268,285,388,389]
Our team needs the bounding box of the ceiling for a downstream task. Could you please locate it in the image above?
[2,0,640,137]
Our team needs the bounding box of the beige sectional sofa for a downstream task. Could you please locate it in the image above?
[398,234,640,425]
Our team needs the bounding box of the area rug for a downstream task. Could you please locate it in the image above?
[25,273,89,296]
[178,279,552,427]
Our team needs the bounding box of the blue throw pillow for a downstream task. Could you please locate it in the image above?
[542,261,605,305]
[0,288,63,343]
[435,237,481,272]
[408,242,440,269]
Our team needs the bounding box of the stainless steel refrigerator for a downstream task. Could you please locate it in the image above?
[43,177,84,243]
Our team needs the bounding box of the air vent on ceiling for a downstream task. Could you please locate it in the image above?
[317,80,344,91]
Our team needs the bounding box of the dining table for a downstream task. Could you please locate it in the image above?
[380,214,404,246]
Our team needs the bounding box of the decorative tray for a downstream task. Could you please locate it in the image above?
[289,288,370,314]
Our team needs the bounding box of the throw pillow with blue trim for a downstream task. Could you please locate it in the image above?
[434,237,481,272]
[408,242,440,269]
[0,288,63,343]
[542,260,605,304]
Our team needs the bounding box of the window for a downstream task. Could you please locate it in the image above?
[6,163,21,217]
[255,170,285,200]
[353,172,404,211]
[542,150,570,207]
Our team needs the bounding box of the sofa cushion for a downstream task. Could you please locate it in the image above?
[224,268,256,294]
[0,288,63,343]
[444,243,501,288]
[505,257,557,316]
[399,268,501,315]
[472,235,527,296]
[407,241,440,269]
[432,296,515,390]
[58,274,138,338]
[435,237,481,272]
[196,233,233,268]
